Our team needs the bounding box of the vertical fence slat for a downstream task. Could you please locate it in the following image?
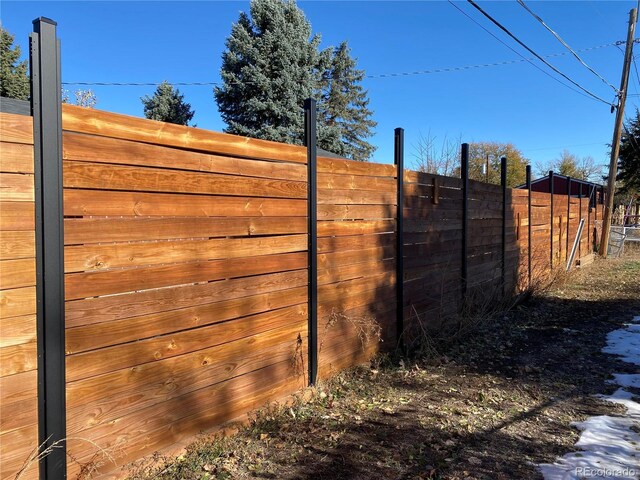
[31,17,66,479]
[304,98,317,386]
[394,128,404,350]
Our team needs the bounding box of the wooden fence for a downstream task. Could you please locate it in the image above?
[0,112,39,480]
[0,103,604,479]
[0,20,605,479]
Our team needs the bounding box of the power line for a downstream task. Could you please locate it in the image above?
[448,0,606,104]
[465,0,615,107]
[516,0,618,93]
[61,43,618,87]
[61,41,621,88]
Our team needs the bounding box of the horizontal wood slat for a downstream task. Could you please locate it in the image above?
[64,161,307,199]
[62,104,307,164]
[0,142,34,173]
[63,131,307,181]
[65,216,307,245]
[64,189,307,218]
[0,113,33,145]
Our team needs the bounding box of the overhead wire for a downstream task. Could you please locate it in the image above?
[516,0,618,93]
[447,0,613,105]
[464,0,615,107]
[62,41,622,87]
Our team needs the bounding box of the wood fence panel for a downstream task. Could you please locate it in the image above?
[316,156,396,380]
[403,173,464,340]
[61,106,309,478]
[0,105,584,479]
[0,113,38,480]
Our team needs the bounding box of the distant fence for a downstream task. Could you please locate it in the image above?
[0,20,604,480]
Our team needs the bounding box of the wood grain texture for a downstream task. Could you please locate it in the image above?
[64,234,307,272]
[66,286,307,354]
[63,131,307,181]
[0,142,34,173]
[0,113,33,145]
[64,161,307,199]
[0,286,36,318]
[62,104,307,163]
[65,216,307,245]
[64,189,307,217]
[0,173,34,201]
[0,202,34,230]
[67,319,306,433]
[0,341,36,376]
[317,157,395,177]
[0,314,36,348]
[318,220,395,237]
[65,252,307,301]
[0,258,35,290]
[0,231,34,260]
[65,360,305,475]
[66,267,307,327]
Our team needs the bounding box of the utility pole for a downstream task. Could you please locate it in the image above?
[599,7,637,258]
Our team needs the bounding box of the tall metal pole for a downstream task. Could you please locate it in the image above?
[526,165,532,287]
[500,157,507,295]
[394,128,405,351]
[304,99,318,386]
[600,7,637,258]
[566,177,571,261]
[549,170,554,269]
[31,17,67,479]
[461,143,469,300]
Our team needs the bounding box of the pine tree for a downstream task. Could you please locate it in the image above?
[214,0,324,145]
[618,111,640,193]
[318,42,377,161]
[0,27,29,100]
[141,81,195,126]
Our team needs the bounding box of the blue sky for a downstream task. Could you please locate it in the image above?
[1,1,636,173]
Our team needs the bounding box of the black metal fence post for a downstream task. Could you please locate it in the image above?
[588,185,594,251]
[461,143,469,300]
[566,177,571,262]
[500,156,507,295]
[526,165,532,287]
[394,128,405,350]
[304,98,318,386]
[30,17,66,479]
[549,170,554,269]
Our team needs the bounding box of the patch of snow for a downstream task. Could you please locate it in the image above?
[538,316,640,479]
[603,324,640,365]
[609,374,640,390]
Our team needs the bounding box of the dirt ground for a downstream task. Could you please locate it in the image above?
[128,246,640,480]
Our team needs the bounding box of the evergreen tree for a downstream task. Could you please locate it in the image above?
[318,42,376,161]
[618,111,640,193]
[142,81,195,126]
[0,26,29,100]
[214,0,324,144]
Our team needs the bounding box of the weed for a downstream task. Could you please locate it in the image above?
[319,309,382,353]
